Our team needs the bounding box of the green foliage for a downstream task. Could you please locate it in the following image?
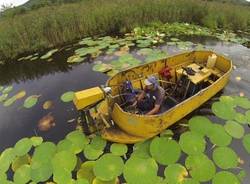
[0,0,249,61]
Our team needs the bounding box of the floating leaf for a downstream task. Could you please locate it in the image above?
[242,133,250,154]
[219,96,235,107]
[66,130,89,154]
[53,167,72,184]
[14,90,26,100]
[224,121,244,139]
[92,63,112,73]
[60,91,75,103]
[40,49,58,59]
[2,86,13,94]
[13,164,31,184]
[185,153,216,182]
[14,138,33,156]
[137,48,153,56]
[208,124,232,146]
[52,151,77,171]
[67,55,85,63]
[182,178,200,184]
[245,110,250,123]
[145,50,167,63]
[164,164,188,184]
[76,178,89,184]
[132,139,152,158]
[212,147,238,169]
[212,101,236,120]
[0,93,8,102]
[212,171,240,184]
[42,100,53,110]
[0,85,3,91]
[92,178,117,184]
[188,116,213,136]
[110,143,128,156]
[160,129,174,138]
[30,161,53,183]
[93,154,124,181]
[237,170,246,182]
[179,131,206,155]
[0,148,16,173]
[3,97,16,107]
[77,161,95,183]
[234,113,247,124]
[30,136,43,147]
[84,145,103,160]
[123,156,158,184]
[90,135,107,150]
[57,139,73,152]
[150,137,181,165]
[106,69,119,77]
[23,95,40,108]
[233,96,250,109]
[11,154,30,172]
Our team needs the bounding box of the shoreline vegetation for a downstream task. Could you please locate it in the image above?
[0,0,249,61]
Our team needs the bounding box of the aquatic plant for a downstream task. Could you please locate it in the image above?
[0,95,250,183]
[60,91,75,103]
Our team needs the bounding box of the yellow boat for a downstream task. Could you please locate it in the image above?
[73,50,232,144]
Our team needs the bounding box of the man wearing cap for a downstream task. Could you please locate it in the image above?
[133,76,165,115]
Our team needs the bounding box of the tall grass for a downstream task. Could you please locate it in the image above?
[0,0,249,60]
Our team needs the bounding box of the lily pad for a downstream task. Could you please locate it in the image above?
[67,55,85,63]
[137,48,153,56]
[182,178,200,184]
[92,63,112,73]
[212,147,238,169]
[40,49,58,59]
[224,121,244,139]
[150,137,181,165]
[164,164,188,184]
[0,148,16,173]
[233,96,250,109]
[212,171,240,184]
[208,124,232,146]
[52,150,77,171]
[93,153,124,181]
[3,97,17,107]
[0,93,8,102]
[30,136,43,147]
[110,143,128,156]
[123,156,158,184]
[76,178,89,184]
[77,161,95,183]
[245,110,250,123]
[84,145,103,160]
[13,164,31,184]
[179,131,206,155]
[219,96,235,107]
[11,154,30,172]
[14,138,33,156]
[14,90,26,100]
[66,130,89,154]
[23,95,40,108]
[53,167,72,184]
[2,86,13,94]
[90,135,106,150]
[60,91,75,103]
[42,100,53,110]
[30,161,53,183]
[57,139,73,152]
[132,139,152,158]
[234,113,247,124]
[188,116,213,136]
[185,153,216,182]
[242,133,250,154]
[92,178,117,184]
[160,129,174,138]
[145,50,167,63]
[211,101,236,120]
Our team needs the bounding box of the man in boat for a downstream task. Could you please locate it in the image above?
[133,76,165,115]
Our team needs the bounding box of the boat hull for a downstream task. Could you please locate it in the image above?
[100,51,232,143]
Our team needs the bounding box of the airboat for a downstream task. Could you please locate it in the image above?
[73,50,232,144]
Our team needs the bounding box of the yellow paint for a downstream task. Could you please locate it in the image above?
[75,51,233,143]
[73,87,104,110]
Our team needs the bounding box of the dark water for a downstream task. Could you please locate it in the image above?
[0,36,250,183]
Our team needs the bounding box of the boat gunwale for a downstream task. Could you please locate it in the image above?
[106,50,233,118]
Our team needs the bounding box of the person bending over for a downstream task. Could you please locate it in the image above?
[133,76,165,115]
